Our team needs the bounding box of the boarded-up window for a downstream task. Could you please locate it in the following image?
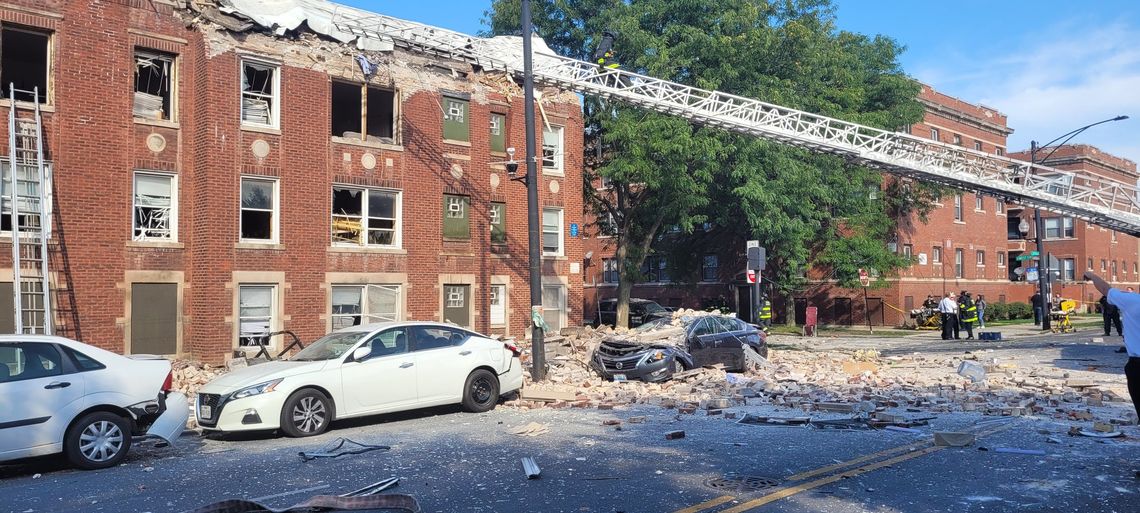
[131,283,178,354]
[443,194,470,239]
[443,284,471,327]
[489,113,506,153]
[489,202,506,244]
[442,96,468,141]
[489,284,506,326]
[0,282,13,334]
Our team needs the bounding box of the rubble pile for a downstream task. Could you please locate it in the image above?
[170,359,225,398]
[512,311,1138,428]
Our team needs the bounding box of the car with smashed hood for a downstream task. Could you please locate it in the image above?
[591,314,767,382]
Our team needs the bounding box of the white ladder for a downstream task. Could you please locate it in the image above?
[6,84,52,334]
[329,11,1140,235]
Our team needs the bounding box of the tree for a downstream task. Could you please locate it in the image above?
[484,0,929,326]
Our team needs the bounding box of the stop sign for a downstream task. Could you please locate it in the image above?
[746,270,761,284]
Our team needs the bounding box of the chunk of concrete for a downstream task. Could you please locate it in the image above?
[933,432,975,447]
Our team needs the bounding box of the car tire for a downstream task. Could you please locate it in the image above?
[461,369,500,413]
[64,411,133,470]
[671,358,686,375]
[280,389,332,438]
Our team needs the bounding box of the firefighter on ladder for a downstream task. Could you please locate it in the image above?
[593,30,621,71]
[757,295,772,332]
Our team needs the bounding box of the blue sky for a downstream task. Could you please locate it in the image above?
[341,0,1140,163]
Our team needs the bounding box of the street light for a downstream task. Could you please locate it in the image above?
[1030,115,1129,330]
[520,0,546,380]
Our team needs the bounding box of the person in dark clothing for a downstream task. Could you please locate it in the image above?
[1101,295,1123,337]
[958,291,976,340]
[938,293,958,340]
[593,30,620,70]
[1031,292,1043,325]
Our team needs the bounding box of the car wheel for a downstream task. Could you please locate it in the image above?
[64,411,132,470]
[672,359,686,374]
[461,369,500,413]
[280,389,332,438]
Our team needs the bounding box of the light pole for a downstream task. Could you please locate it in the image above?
[520,0,546,381]
[1030,115,1128,330]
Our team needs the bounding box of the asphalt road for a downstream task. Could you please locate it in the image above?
[3,329,1138,513]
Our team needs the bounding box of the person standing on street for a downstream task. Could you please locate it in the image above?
[939,292,959,340]
[1084,271,1140,425]
[1031,292,1043,326]
[976,295,987,329]
[958,291,976,340]
[1101,294,1123,337]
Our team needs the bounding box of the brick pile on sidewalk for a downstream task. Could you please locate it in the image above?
[170,359,225,398]
[509,310,1138,427]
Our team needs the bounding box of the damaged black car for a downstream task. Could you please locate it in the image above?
[591,315,768,382]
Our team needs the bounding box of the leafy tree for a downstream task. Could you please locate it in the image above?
[485,0,928,325]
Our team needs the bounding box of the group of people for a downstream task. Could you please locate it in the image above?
[933,291,987,340]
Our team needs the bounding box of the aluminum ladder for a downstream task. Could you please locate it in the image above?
[6,84,52,334]
[328,11,1140,235]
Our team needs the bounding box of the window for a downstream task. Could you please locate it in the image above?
[1,27,50,103]
[1102,259,1107,272]
[996,200,1005,214]
[489,202,506,244]
[134,50,175,121]
[133,172,176,241]
[61,346,106,372]
[364,328,409,358]
[0,342,62,382]
[642,255,670,283]
[238,285,275,347]
[330,81,396,142]
[954,194,962,221]
[331,284,401,330]
[1134,262,1137,274]
[489,284,506,326]
[701,254,719,281]
[976,250,985,266]
[442,96,468,141]
[332,187,401,247]
[1044,217,1074,239]
[997,252,1006,267]
[952,134,961,145]
[240,177,277,242]
[974,141,982,151]
[602,258,619,283]
[411,325,470,352]
[975,195,984,211]
[489,113,506,153]
[996,148,1004,156]
[930,128,940,141]
[1063,258,1076,281]
[954,249,963,278]
[1088,258,1094,270]
[1112,230,1118,243]
[442,194,470,239]
[1046,173,1074,196]
[240,60,279,127]
[1111,261,1118,280]
[932,246,942,264]
[541,284,566,332]
[903,244,913,258]
[542,208,563,255]
[542,125,564,173]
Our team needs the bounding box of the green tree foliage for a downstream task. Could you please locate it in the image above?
[485,0,928,322]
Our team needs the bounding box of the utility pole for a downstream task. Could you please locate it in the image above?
[1031,140,1051,331]
[521,0,546,381]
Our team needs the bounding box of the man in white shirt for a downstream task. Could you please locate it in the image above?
[938,292,959,341]
[1085,271,1139,421]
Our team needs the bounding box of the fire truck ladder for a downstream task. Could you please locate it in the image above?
[6,84,53,334]
[330,11,1140,235]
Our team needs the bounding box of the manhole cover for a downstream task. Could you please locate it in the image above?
[704,475,780,492]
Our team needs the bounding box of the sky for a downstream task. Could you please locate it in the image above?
[339,0,1140,164]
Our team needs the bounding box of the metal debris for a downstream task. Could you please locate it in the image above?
[298,438,391,462]
[521,457,541,479]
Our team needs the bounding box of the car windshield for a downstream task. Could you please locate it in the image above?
[290,332,368,361]
[641,302,667,314]
[632,318,671,333]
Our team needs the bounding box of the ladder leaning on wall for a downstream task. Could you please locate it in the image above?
[6,84,53,334]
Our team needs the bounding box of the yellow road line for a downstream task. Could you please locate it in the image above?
[671,495,737,513]
[784,439,929,482]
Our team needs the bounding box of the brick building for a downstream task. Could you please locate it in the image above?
[0,0,584,361]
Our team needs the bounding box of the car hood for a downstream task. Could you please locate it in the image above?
[202,360,328,393]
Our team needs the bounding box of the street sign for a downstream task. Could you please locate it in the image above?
[746,270,760,284]
[746,240,759,249]
[569,223,579,237]
[1026,267,1039,282]
[1027,250,1040,257]
[1015,255,1035,261]
[858,268,870,287]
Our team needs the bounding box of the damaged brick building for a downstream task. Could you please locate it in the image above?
[0,0,584,361]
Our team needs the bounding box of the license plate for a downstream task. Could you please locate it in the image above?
[199,405,212,419]
[612,374,627,382]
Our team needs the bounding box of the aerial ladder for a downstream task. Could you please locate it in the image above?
[322,8,1140,235]
[5,84,53,334]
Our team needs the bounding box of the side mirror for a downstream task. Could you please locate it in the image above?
[351,346,371,363]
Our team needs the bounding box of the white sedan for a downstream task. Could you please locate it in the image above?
[196,322,524,437]
[0,335,188,470]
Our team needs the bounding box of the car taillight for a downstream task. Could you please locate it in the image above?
[161,370,173,393]
[504,342,521,357]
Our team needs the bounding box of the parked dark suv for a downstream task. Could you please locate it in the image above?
[595,298,672,327]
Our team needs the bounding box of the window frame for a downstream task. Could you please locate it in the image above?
[237,284,277,348]
[442,194,471,240]
[602,258,619,283]
[976,250,985,266]
[133,49,177,122]
[239,176,279,243]
[442,95,469,142]
[701,254,719,282]
[489,284,507,326]
[330,284,402,330]
[132,171,178,242]
[541,284,567,333]
[330,80,399,143]
[932,246,942,264]
[930,127,940,141]
[953,194,963,221]
[0,26,52,105]
[239,58,280,129]
[542,207,564,256]
[902,244,913,259]
[954,248,964,278]
[997,251,1006,267]
[974,140,982,151]
[542,124,565,174]
[489,202,507,245]
[489,112,507,153]
[331,186,403,248]
[974,195,984,211]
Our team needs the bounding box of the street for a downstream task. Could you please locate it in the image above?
[3,327,1137,513]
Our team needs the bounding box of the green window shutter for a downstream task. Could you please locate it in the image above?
[443,194,470,239]
[490,202,506,244]
[442,97,469,141]
[489,113,506,152]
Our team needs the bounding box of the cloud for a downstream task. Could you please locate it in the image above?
[913,20,1140,164]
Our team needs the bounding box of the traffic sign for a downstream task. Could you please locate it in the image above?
[746,270,761,284]
[1027,250,1039,256]
[1015,254,1035,261]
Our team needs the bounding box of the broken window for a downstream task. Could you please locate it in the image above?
[330,81,396,142]
[1,162,49,235]
[541,284,566,332]
[238,285,274,347]
[331,186,400,247]
[241,60,278,127]
[542,125,564,173]
[133,172,176,241]
[489,113,506,153]
[489,202,506,244]
[442,96,468,141]
[0,27,50,103]
[331,284,401,330]
[442,194,470,239]
[240,177,276,242]
[134,50,175,121]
